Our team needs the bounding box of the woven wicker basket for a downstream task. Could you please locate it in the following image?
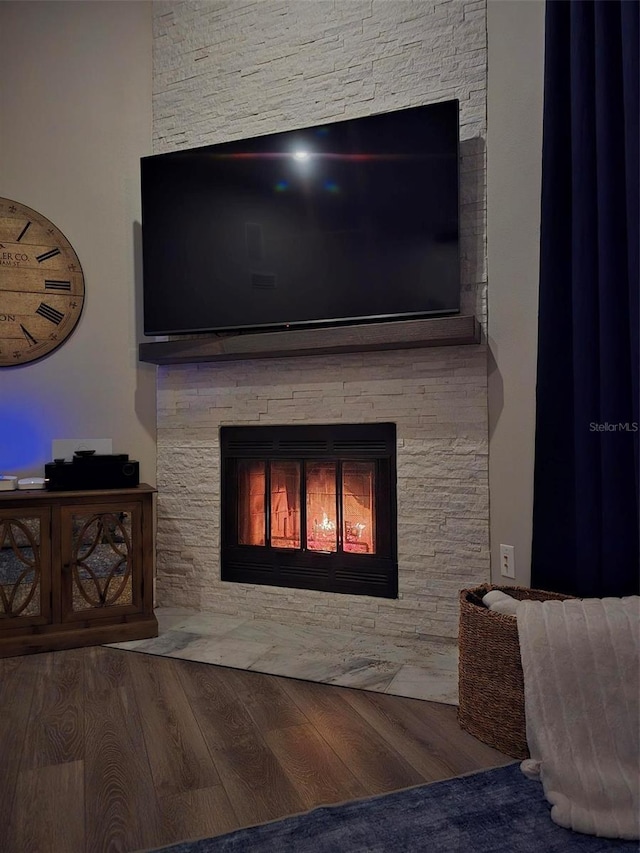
[457,583,573,759]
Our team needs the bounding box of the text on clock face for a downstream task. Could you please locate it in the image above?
[1,252,29,266]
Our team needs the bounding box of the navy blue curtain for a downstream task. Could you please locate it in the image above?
[532,0,639,597]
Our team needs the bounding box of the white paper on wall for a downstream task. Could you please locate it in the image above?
[51,438,113,461]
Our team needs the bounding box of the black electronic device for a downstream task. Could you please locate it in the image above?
[45,454,140,491]
[141,99,460,336]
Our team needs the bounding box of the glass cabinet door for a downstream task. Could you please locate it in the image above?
[0,509,51,629]
[60,503,141,621]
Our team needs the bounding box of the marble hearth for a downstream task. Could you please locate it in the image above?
[110,606,459,704]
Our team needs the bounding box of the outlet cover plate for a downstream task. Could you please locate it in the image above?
[500,544,516,579]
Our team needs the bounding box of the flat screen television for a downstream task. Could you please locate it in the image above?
[141,99,460,336]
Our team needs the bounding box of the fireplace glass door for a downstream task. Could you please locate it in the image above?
[271,460,301,549]
[221,423,397,598]
[341,461,376,554]
[236,459,377,556]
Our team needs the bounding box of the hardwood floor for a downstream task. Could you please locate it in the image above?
[0,647,511,853]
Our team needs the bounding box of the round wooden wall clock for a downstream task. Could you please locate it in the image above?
[0,197,85,367]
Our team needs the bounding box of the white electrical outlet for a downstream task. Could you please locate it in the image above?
[500,544,515,579]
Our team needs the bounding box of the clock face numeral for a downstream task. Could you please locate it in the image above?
[16,221,32,242]
[36,247,61,263]
[20,324,38,346]
[45,279,71,291]
[36,302,65,325]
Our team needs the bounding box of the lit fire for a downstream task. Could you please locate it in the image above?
[315,513,336,532]
[238,459,375,554]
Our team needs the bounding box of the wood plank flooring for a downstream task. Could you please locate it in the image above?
[0,647,512,853]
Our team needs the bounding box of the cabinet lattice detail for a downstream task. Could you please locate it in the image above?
[0,518,41,617]
[71,512,133,609]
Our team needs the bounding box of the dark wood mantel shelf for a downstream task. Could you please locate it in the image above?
[138,315,481,365]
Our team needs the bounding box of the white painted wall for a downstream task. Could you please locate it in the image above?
[487,0,545,586]
[0,1,156,483]
[0,0,547,591]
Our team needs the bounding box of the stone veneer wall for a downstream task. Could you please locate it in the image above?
[152,0,489,639]
[157,348,488,639]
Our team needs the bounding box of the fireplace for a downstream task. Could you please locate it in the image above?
[220,423,398,598]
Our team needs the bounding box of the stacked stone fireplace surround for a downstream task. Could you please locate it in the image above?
[153,0,489,641]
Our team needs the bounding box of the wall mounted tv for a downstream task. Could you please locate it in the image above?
[141,99,460,336]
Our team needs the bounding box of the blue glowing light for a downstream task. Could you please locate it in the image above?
[274,181,289,192]
[0,409,46,471]
[324,180,340,194]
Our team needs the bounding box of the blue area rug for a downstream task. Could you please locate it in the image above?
[151,763,637,852]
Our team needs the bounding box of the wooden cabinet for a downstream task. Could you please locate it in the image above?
[0,485,157,657]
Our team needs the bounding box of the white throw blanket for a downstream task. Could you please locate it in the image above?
[483,589,520,616]
[516,596,640,840]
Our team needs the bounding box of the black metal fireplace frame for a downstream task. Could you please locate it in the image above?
[220,423,398,598]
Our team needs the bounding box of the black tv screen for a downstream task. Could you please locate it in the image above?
[141,99,460,336]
